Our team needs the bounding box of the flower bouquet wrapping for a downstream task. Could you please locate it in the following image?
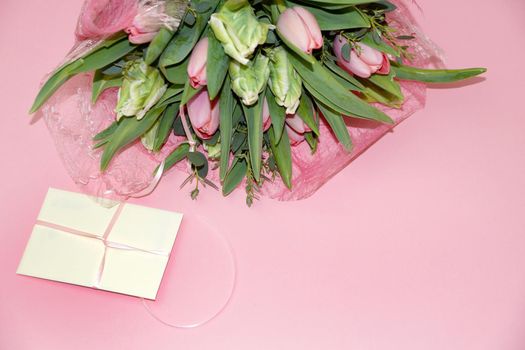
[31,0,485,204]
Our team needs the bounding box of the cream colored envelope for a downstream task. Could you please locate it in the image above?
[17,188,183,299]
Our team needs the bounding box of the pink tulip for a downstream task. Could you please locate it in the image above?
[262,98,271,131]
[187,38,209,88]
[285,112,312,145]
[125,2,166,44]
[333,35,390,78]
[76,0,138,40]
[187,89,220,139]
[277,7,323,54]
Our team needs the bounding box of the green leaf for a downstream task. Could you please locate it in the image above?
[159,0,219,67]
[161,143,190,172]
[391,63,487,83]
[222,158,247,196]
[304,132,318,153]
[323,60,364,91]
[361,31,399,57]
[316,101,353,152]
[296,93,319,135]
[219,77,235,181]
[92,70,122,104]
[207,30,230,100]
[158,86,184,106]
[287,50,393,123]
[358,70,404,107]
[242,96,264,182]
[288,2,370,30]
[160,56,190,85]
[276,28,315,65]
[145,28,175,65]
[74,39,137,73]
[93,121,118,141]
[187,151,206,166]
[341,43,351,61]
[265,87,286,142]
[153,102,179,151]
[268,125,292,189]
[292,0,381,7]
[30,36,136,113]
[100,106,165,170]
[181,80,203,105]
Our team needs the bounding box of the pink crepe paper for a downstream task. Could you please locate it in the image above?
[39,0,445,202]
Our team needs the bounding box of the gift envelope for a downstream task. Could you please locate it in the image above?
[17,188,183,299]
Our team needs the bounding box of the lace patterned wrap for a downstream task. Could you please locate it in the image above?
[39,0,445,202]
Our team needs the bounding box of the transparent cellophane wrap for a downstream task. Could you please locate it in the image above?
[39,0,445,202]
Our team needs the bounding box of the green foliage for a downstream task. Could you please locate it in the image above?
[29,0,486,203]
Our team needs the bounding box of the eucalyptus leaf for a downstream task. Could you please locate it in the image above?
[361,31,399,57]
[161,142,190,172]
[187,151,207,166]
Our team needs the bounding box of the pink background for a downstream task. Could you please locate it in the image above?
[1,0,525,348]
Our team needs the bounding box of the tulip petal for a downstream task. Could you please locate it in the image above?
[187,38,209,88]
[285,125,305,145]
[347,50,373,78]
[128,30,157,44]
[262,98,272,131]
[357,43,383,66]
[293,6,323,52]
[286,113,308,134]
[187,89,212,129]
[277,9,311,53]
[377,54,391,75]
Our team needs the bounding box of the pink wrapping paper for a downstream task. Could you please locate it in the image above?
[39,0,445,201]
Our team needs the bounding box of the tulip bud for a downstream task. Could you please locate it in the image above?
[209,0,272,65]
[187,37,208,88]
[229,54,270,106]
[277,7,323,54]
[268,47,302,114]
[262,98,271,131]
[126,0,187,44]
[333,35,390,78]
[116,59,167,120]
[187,89,220,139]
[285,108,314,146]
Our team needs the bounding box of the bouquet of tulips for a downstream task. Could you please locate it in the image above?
[30,0,485,204]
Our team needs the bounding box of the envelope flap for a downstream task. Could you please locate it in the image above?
[38,188,118,237]
[107,204,183,253]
